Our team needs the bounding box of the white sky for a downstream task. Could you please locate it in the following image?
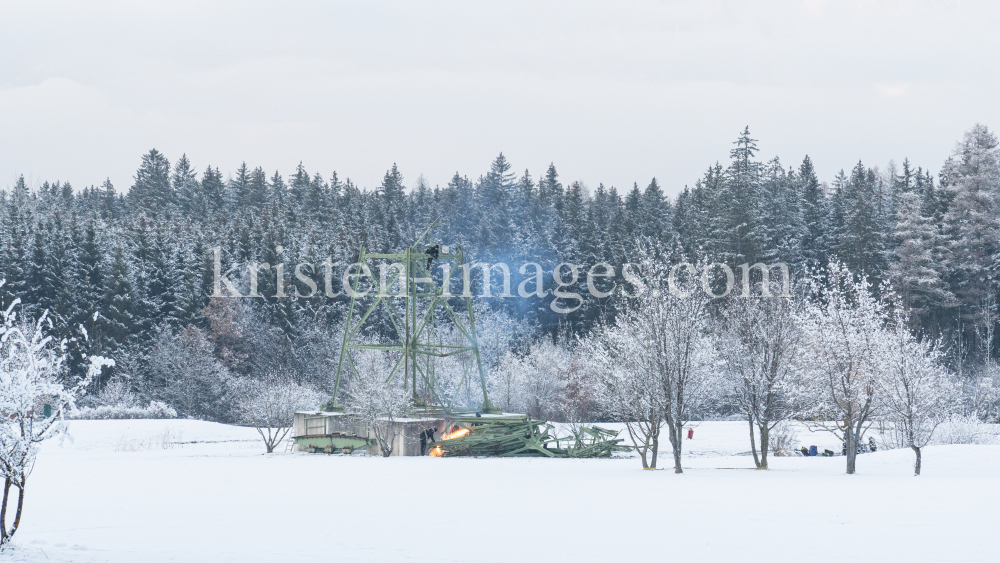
[2,1,998,198]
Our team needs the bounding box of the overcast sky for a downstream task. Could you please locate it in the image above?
[2,1,998,198]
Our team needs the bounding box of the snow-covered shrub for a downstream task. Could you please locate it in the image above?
[932,414,1000,445]
[68,401,177,420]
[768,421,799,457]
[96,377,137,408]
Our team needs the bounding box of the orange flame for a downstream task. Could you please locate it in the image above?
[442,428,470,440]
[429,445,443,457]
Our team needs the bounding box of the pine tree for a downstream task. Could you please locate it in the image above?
[641,178,672,243]
[130,149,172,214]
[201,166,226,215]
[837,162,889,285]
[891,191,956,328]
[941,124,1000,319]
[230,162,252,210]
[379,164,407,249]
[172,154,200,217]
[798,155,828,268]
[100,246,138,356]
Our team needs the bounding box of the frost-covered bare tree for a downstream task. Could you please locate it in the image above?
[146,326,233,421]
[490,350,526,413]
[646,266,715,474]
[343,351,412,457]
[588,325,664,469]
[232,373,321,453]
[591,254,714,472]
[0,284,112,548]
[795,262,889,474]
[881,311,953,475]
[717,286,801,469]
[519,341,569,420]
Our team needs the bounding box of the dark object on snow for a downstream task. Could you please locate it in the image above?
[419,427,437,456]
[425,244,440,270]
[869,437,877,452]
[808,445,818,456]
[823,449,834,457]
[800,447,809,456]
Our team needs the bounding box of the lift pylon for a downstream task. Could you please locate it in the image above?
[329,218,498,414]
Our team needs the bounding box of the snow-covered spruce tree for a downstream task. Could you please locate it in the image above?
[232,373,320,453]
[890,190,955,329]
[343,351,411,457]
[717,285,801,469]
[0,284,113,548]
[941,124,1000,319]
[881,310,953,475]
[795,262,889,474]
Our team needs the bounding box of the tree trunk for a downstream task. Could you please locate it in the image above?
[845,430,857,474]
[668,421,683,474]
[258,427,275,453]
[912,445,922,476]
[9,481,23,541]
[0,478,10,543]
[649,428,659,469]
[758,424,770,470]
[749,420,761,469]
[628,423,650,469]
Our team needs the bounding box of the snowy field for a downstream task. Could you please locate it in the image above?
[1,420,998,563]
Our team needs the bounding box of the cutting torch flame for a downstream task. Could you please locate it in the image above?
[442,428,470,440]
[429,445,442,457]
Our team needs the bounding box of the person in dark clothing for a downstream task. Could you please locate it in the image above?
[869,437,877,452]
[425,244,440,270]
[419,428,436,456]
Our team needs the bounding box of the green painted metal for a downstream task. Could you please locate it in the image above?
[293,434,372,451]
[329,218,498,414]
[430,416,628,458]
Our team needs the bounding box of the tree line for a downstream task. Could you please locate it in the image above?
[1,125,999,424]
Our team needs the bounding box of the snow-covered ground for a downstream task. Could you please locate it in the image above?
[2,419,998,563]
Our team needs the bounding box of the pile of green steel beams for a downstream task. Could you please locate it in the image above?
[430,416,627,458]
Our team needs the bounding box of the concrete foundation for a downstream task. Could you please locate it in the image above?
[292,411,447,456]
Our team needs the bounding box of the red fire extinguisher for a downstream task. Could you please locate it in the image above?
[687,428,694,440]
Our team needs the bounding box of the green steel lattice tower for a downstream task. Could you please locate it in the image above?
[329,219,498,414]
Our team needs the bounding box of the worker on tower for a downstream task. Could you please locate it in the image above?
[425,244,440,270]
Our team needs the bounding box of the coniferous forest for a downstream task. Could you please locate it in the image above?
[2,125,999,421]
